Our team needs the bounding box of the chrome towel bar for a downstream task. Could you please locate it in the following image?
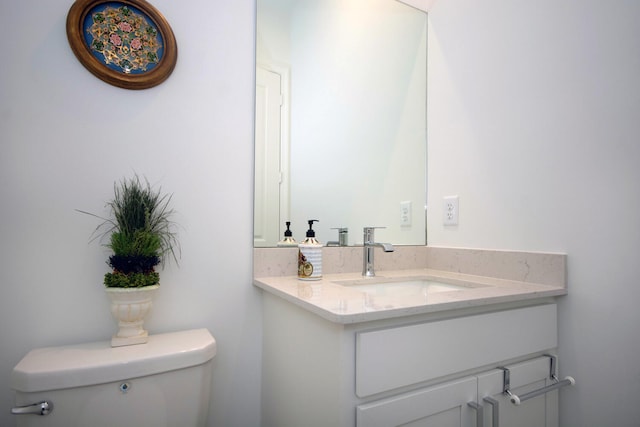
[500,354,575,406]
[508,376,575,405]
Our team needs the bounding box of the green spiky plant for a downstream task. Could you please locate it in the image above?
[81,175,180,288]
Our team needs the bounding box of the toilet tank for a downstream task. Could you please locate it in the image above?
[11,328,216,427]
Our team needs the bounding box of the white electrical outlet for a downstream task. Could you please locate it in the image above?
[443,196,459,225]
[400,201,412,226]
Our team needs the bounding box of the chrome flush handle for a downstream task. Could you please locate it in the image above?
[11,400,54,416]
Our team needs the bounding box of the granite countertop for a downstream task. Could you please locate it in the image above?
[254,268,567,324]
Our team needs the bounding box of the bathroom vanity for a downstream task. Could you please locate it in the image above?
[255,246,569,427]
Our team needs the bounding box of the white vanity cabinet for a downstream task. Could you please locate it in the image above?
[261,292,560,427]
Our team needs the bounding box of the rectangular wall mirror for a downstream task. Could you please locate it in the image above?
[254,0,427,247]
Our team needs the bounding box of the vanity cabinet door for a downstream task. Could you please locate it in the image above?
[356,377,479,427]
[477,357,559,427]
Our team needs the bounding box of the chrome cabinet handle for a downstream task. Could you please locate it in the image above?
[468,401,484,427]
[483,397,499,427]
[11,400,53,416]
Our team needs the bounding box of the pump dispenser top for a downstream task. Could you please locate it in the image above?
[277,221,298,247]
[303,220,320,243]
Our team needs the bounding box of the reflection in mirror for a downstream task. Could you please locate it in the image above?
[255,0,426,247]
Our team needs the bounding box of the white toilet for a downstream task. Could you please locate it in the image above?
[11,328,216,427]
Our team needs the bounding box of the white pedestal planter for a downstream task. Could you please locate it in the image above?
[105,285,159,347]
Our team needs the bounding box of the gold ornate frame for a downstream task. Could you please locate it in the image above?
[66,0,177,90]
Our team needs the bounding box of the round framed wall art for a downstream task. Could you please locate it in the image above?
[66,0,177,90]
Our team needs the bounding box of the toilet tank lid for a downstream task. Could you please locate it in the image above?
[11,328,217,393]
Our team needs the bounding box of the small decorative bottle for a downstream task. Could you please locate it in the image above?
[298,220,322,281]
[277,222,298,247]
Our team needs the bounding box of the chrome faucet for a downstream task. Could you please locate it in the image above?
[362,227,394,277]
[326,227,349,247]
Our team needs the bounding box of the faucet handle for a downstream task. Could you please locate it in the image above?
[363,226,386,243]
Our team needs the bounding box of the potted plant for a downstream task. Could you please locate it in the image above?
[81,175,179,346]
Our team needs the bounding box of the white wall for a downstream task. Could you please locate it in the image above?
[0,1,260,427]
[427,0,640,425]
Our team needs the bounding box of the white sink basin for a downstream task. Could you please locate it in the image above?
[333,277,485,297]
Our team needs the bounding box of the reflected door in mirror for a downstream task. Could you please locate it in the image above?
[255,66,284,247]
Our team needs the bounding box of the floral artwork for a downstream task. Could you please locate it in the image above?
[84,3,164,74]
[67,0,176,89]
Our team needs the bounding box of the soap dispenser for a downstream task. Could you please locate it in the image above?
[298,220,322,280]
[277,222,298,247]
